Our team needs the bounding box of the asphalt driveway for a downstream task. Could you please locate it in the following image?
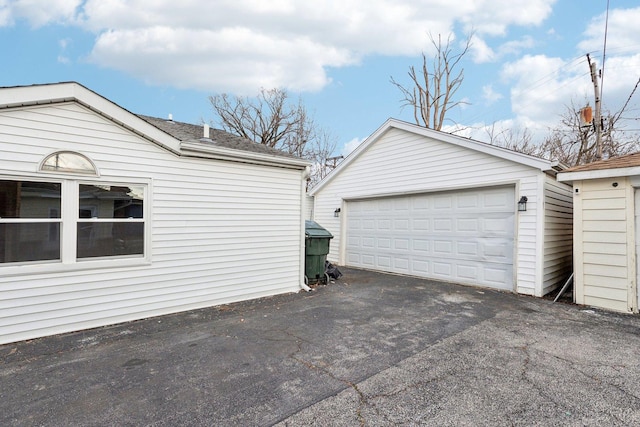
[2,268,640,426]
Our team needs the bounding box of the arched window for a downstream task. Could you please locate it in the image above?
[40,151,97,175]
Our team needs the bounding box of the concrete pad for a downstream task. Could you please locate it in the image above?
[2,268,640,426]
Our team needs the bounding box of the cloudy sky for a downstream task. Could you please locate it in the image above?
[2,0,640,157]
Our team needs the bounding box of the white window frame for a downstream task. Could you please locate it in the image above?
[0,174,152,276]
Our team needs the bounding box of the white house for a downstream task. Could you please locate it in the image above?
[558,153,640,313]
[0,82,310,345]
[311,119,573,297]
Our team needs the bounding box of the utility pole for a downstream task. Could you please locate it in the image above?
[587,54,603,160]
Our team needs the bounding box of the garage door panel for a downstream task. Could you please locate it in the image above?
[361,254,375,266]
[457,241,479,256]
[457,193,479,209]
[434,195,453,209]
[434,219,453,231]
[484,191,512,208]
[413,218,430,231]
[378,219,391,230]
[394,258,410,271]
[457,264,479,281]
[393,240,410,251]
[362,219,375,229]
[413,239,430,252]
[434,240,453,255]
[433,262,452,276]
[413,260,429,273]
[377,256,391,268]
[346,186,515,290]
[457,218,479,232]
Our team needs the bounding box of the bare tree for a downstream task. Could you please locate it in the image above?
[209,88,338,183]
[539,87,640,166]
[390,33,472,130]
[484,124,544,157]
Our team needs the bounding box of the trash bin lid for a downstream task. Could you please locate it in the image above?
[305,220,334,238]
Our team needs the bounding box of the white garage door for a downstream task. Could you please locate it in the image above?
[346,186,515,290]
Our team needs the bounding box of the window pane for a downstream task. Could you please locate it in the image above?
[0,180,61,219]
[41,152,96,174]
[0,223,60,263]
[77,222,144,258]
[79,185,144,219]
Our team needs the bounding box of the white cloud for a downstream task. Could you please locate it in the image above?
[90,26,355,93]
[342,137,365,157]
[2,0,81,27]
[469,34,496,63]
[500,54,590,126]
[482,85,503,105]
[458,0,556,36]
[497,36,535,57]
[0,0,10,26]
[0,0,558,94]
[578,7,640,56]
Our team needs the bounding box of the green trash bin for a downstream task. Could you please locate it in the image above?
[305,220,334,284]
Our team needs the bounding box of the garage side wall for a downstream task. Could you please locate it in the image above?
[0,103,304,344]
[313,127,544,295]
[573,177,633,313]
[542,176,573,295]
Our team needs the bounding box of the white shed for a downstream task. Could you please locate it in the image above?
[0,82,310,345]
[311,119,572,297]
[558,153,640,313]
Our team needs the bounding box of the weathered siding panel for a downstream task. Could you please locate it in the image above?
[542,175,573,295]
[573,178,632,312]
[313,126,545,295]
[0,103,304,344]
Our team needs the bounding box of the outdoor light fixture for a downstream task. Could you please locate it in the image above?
[518,196,528,212]
[334,208,341,217]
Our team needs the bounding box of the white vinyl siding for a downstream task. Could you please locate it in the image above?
[0,102,304,344]
[542,176,573,295]
[573,178,632,313]
[313,126,550,296]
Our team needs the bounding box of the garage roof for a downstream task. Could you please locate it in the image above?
[311,119,563,195]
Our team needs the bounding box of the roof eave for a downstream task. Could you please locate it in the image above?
[180,141,310,170]
[558,165,640,182]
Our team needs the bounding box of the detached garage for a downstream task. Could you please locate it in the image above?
[0,82,310,345]
[311,119,572,297]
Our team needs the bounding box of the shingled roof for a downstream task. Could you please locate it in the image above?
[563,152,640,173]
[138,115,298,159]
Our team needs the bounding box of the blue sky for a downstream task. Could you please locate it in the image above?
[2,1,640,157]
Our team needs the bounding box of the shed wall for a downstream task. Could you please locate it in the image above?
[573,178,633,312]
[313,127,545,295]
[0,102,304,344]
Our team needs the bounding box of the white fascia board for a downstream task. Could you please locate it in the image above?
[558,166,640,182]
[0,82,182,154]
[180,141,310,170]
[310,118,556,195]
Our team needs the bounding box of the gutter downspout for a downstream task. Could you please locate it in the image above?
[300,166,312,292]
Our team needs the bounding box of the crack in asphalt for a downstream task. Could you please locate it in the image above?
[280,329,369,426]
